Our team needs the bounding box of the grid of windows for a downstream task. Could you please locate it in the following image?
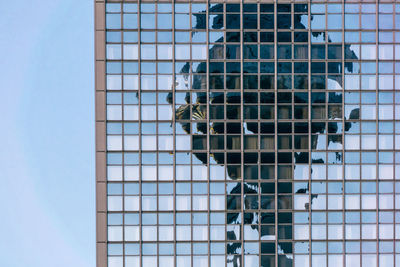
[99,1,400,267]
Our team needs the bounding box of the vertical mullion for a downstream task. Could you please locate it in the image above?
[375,3,380,267]
[137,1,142,266]
[307,1,312,267]
[341,1,345,267]
[240,2,245,267]
[273,2,278,267]
[171,1,177,266]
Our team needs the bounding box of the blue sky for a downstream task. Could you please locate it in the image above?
[0,1,95,266]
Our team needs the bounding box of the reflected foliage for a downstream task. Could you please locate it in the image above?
[169,3,358,266]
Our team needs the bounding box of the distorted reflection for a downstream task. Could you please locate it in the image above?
[165,3,360,266]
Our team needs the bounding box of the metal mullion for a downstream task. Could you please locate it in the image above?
[273,2,278,267]
[171,1,177,266]
[240,2,245,267]
[375,3,380,267]
[340,1,346,266]
[391,5,397,266]
[188,4,194,260]
[307,1,312,266]
[117,3,127,266]
[324,8,329,233]
[205,1,211,266]
[105,5,112,263]
[137,1,143,266]
[357,5,363,267]
[154,4,160,267]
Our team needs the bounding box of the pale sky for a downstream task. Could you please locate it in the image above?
[0,1,95,266]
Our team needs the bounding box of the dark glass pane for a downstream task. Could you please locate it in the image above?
[311,45,326,59]
[278,123,292,133]
[261,196,275,209]
[261,75,274,89]
[210,92,224,103]
[261,45,274,59]
[328,45,342,59]
[278,92,292,103]
[244,106,258,119]
[277,75,292,89]
[260,4,274,13]
[243,4,257,12]
[294,75,308,89]
[193,136,207,150]
[311,75,325,89]
[244,152,258,163]
[294,135,308,148]
[277,4,291,12]
[209,75,224,89]
[294,106,308,119]
[226,4,240,12]
[328,62,342,73]
[227,62,241,73]
[227,105,241,119]
[277,14,291,29]
[227,92,241,103]
[209,62,224,73]
[226,14,240,29]
[294,45,308,59]
[226,75,241,89]
[261,106,274,119]
[260,32,274,42]
[295,4,308,12]
[294,32,308,42]
[262,183,275,193]
[227,195,241,210]
[277,63,292,73]
[294,62,308,73]
[278,153,292,163]
[226,45,240,59]
[295,122,308,133]
[227,153,241,164]
[209,45,224,59]
[243,75,258,89]
[278,106,292,119]
[244,45,258,59]
[278,32,291,42]
[261,243,276,254]
[226,32,240,42]
[260,62,274,73]
[243,62,258,73]
[311,62,326,73]
[277,45,292,59]
[243,93,258,103]
[278,197,292,210]
[260,14,274,29]
[312,92,325,103]
[243,14,257,29]
[278,255,292,267]
[278,136,292,149]
[294,93,308,103]
[243,32,258,42]
[210,135,224,148]
[260,165,275,177]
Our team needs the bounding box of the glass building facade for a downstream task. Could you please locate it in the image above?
[95,1,400,266]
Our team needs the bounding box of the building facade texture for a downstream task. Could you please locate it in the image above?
[95,1,400,266]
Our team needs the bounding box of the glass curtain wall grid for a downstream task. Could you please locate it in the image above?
[95,1,400,267]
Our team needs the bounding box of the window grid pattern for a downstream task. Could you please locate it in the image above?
[102,1,400,267]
